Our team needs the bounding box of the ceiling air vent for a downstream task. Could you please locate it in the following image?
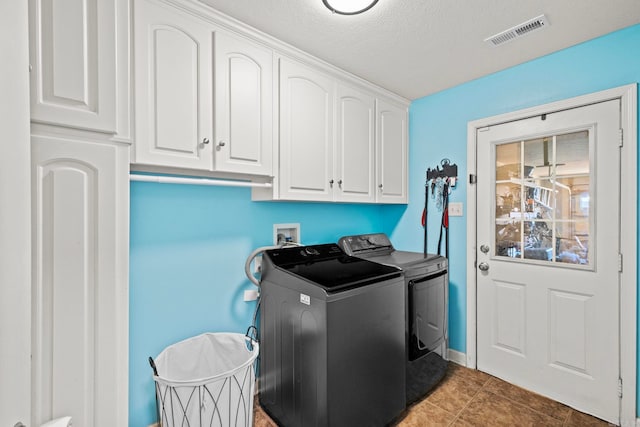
[485,14,549,47]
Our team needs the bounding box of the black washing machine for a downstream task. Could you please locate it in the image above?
[339,233,449,404]
[259,243,406,427]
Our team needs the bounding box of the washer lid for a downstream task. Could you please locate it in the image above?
[265,244,402,292]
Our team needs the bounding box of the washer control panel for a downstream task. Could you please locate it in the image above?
[339,233,394,255]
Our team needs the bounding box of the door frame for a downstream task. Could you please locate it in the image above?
[465,84,637,423]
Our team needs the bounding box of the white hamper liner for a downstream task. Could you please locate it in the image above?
[150,332,259,427]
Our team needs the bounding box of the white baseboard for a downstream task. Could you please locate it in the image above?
[447,349,467,366]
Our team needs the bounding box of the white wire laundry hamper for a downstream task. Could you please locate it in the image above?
[149,331,259,427]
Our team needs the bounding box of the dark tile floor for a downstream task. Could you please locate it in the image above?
[253,363,615,426]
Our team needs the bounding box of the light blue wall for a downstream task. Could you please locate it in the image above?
[402,22,639,414]
[129,182,401,426]
[130,23,640,425]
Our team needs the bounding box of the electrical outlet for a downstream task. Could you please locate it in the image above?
[448,202,463,216]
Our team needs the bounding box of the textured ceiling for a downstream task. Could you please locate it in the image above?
[199,0,640,100]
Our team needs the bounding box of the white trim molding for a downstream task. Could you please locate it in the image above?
[447,349,467,367]
[466,84,637,425]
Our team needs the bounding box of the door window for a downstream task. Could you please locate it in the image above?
[494,130,592,268]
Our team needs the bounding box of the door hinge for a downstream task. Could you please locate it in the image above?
[619,129,623,147]
[618,253,623,272]
[618,377,623,398]
[469,174,477,184]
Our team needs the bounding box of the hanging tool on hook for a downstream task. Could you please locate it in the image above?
[423,158,457,258]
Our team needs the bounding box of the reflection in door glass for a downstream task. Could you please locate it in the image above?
[494,131,591,267]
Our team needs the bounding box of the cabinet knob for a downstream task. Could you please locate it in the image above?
[329,179,334,187]
[218,141,226,147]
[378,184,383,189]
[202,138,210,145]
[338,179,343,186]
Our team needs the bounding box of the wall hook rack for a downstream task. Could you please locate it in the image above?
[426,158,458,182]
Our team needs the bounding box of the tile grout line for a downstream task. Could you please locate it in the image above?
[561,407,573,426]
[481,384,567,425]
[445,373,492,426]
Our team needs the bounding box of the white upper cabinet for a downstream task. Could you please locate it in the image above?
[133,0,273,175]
[376,99,408,203]
[278,58,335,201]
[132,0,408,200]
[214,32,273,175]
[134,0,214,170]
[29,0,128,135]
[254,57,408,204]
[335,84,376,203]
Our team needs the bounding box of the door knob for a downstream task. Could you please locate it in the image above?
[478,262,489,271]
[202,137,210,145]
[480,244,490,254]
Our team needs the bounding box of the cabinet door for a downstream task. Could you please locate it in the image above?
[29,0,117,132]
[279,58,334,201]
[214,32,273,176]
[335,85,375,202]
[31,136,129,427]
[376,99,408,203]
[134,0,213,170]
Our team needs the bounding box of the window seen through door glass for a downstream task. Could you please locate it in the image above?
[494,130,591,267]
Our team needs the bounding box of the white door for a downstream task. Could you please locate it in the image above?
[31,136,129,427]
[134,0,213,169]
[29,0,117,132]
[476,100,620,423]
[335,84,375,202]
[279,58,334,201]
[376,99,408,203]
[214,31,273,176]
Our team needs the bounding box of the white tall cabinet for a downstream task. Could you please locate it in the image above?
[28,0,130,424]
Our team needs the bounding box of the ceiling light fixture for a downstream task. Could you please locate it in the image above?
[323,0,379,15]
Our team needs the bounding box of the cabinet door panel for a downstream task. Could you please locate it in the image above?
[134,0,213,169]
[31,137,128,427]
[279,59,333,200]
[376,99,408,203]
[215,32,272,175]
[30,0,116,132]
[154,27,200,153]
[336,85,375,202]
